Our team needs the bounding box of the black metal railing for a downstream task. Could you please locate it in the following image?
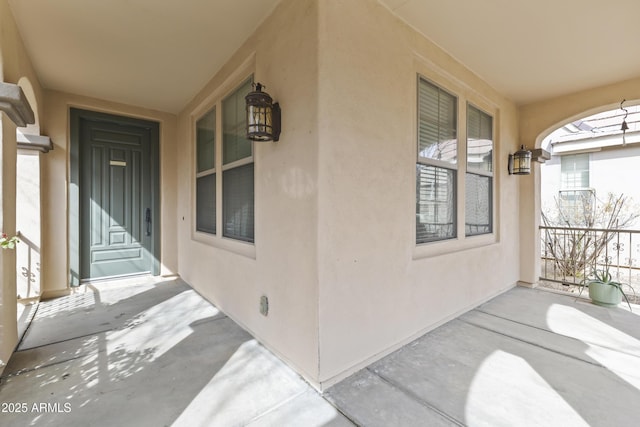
[540,225,640,300]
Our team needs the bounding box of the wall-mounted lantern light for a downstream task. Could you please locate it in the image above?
[620,99,629,145]
[245,82,281,142]
[508,145,532,175]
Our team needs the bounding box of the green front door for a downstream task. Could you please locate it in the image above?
[73,109,160,281]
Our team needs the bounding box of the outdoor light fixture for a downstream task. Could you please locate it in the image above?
[620,99,629,146]
[245,82,281,142]
[508,145,532,175]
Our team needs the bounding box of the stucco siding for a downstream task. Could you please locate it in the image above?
[316,0,520,385]
[176,0,321,384]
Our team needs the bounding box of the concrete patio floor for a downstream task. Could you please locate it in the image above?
[1,278,639,426]
[327,287,640,426]
[0,277,353,427]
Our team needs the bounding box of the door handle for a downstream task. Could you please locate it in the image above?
[145,208,151,236]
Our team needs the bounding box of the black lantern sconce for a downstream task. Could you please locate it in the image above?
[245,82,281,142]
[508,145,532,175]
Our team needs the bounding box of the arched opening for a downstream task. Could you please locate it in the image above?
[517,78,640,291]
[537,102,640,300]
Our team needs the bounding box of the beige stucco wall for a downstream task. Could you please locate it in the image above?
[176,0,321,384]
[0,0,44,373]
[175,0,526,388]
[16,150,42,299]
[315,0,521,386]
[41,91,178,298]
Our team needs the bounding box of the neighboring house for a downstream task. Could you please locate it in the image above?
[1,0,640,392]
[541,106,640,228]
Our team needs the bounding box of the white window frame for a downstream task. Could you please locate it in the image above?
[413,65,499,260]
[191,59,256,259]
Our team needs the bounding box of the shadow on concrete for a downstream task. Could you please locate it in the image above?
[0,277,351,427]
[326,287,640,427]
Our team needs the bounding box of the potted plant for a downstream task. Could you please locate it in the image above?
[580,266,633,311]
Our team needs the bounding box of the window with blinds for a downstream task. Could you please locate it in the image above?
[418,79,457,164]
[223,164,254,242]
[466,105,493,236]
[196,107,216,234]
[416,77,458,243]
[222,78,255,243]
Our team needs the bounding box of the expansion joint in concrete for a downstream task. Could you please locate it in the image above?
[366,367,466,427]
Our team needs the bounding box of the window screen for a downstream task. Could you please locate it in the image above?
[195,107,216,234]
[222,78,255,243]
[223,164,254,242]
[223,79,253,165]
[196,173,216,234]
[416,164,456,243]
[465,173,491,235]
[197,109,216,172]
[467,106,493,173]
[466,105,493,236]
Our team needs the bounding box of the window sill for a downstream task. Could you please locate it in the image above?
[192,230,256,259]
[412,232,497,260]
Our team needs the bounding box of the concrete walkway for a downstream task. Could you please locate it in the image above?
[2,279,640,426]
[327,287,640,426]
[0,277,352,427]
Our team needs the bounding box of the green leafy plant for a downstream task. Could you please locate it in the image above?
[578,265,634,311]
[0,233,19,249]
